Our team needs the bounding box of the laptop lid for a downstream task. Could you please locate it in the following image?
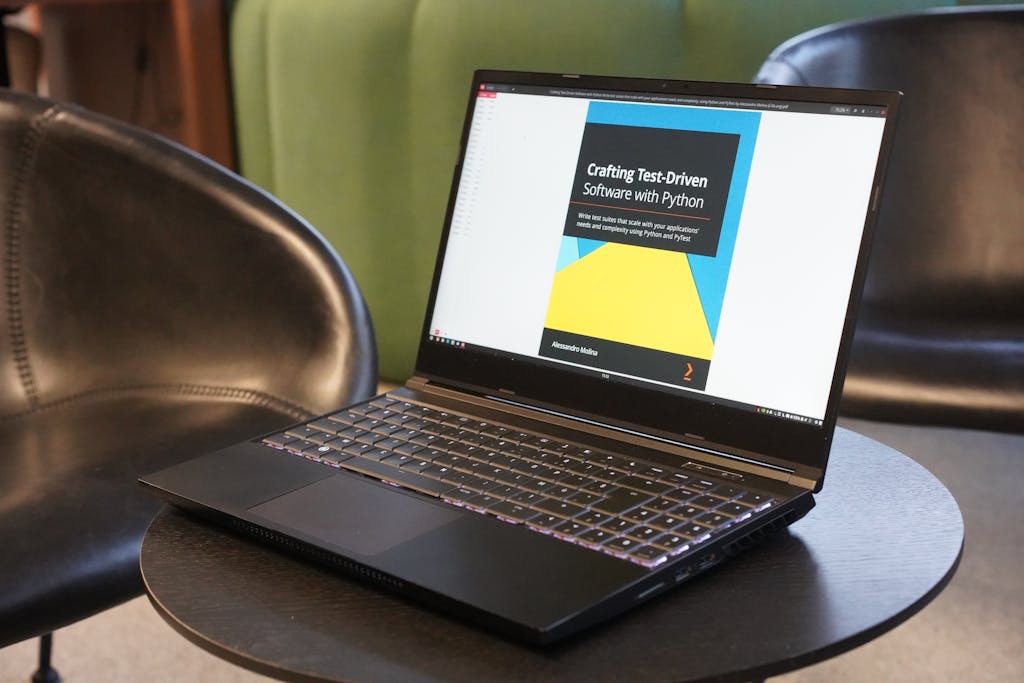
[414,71,899,491]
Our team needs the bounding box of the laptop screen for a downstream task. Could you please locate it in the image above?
[418,72,897,478]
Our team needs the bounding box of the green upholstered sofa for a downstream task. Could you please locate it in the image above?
[228,0,976,381]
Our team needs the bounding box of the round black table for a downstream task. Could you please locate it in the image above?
[140,427,963,682]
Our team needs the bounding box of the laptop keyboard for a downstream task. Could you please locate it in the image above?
[261,394,779,568]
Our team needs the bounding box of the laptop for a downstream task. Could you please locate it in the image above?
[140,70,900,644]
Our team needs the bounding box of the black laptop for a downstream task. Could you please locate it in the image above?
[140,70,899,644]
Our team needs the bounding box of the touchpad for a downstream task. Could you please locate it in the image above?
[248,473,462,557]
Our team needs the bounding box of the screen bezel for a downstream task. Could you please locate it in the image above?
[414,70,901,489]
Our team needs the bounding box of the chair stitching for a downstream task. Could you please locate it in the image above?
[0,383,315,422]
[4,104,63,409]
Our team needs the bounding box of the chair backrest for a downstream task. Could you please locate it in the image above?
[756,7,1024,431]
[229,0,949,381]
[0,88,377,420]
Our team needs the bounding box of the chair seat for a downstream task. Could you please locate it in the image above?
[0,388,306,648]
[843,313,1024,432]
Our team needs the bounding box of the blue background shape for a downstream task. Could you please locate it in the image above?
[584,101,761,340]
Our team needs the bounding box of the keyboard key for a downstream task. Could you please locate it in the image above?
[583,480,617,495]
[285,425,322,440]
[695,512,731,527]
[372,422,404,436]
[605,537,639,553]
[318,450,352,466]
[420,465,452,480]
[443,487,477,504]
[648,514,687,531]
[353,430,385,446]
[373,437,404,451]
[558,474,592,489]
[619,476,672,496]
[553,520,588,536]
[652,533,690,551]
[509,491,546,506]
[534,499,585,519]
[519,477,556,494]
[635,466,668,479]
[565,461,608,478]
[460,476,498,494]
[623,507,657,524]
[677,522,713,539]
[308,418,343,434]
[664,487,700,503]
[629,545,668,562]
[489,502,539,523]
[465,493,502,510]
[642,496,679,513]
[348,403,376,416]
[578,528,614,545]
[389,428,422,442]
[545,485,576,500]
[718,502,755,517]
[488,484,523,499]
[673,504,701,518]
[626,525,661,542]
[591,488,652,515]
[528,514,563,529]
[577,510,610,526]
[394,442,425,457]
[600,518,635,533]
[327,410,363,425]
[660,471,694,486]
[381,453,415,467]
[737,492,775,506]
[342,442,376,457]
[362,448,393,461]
[712,484,744,498]
[440,470,474,486]
[398,459,434,473]
[690,495,725,509]
[263,432,297,447]
[480,424,512,438]
[567,491,602,507]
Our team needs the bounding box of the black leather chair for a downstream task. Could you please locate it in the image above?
[0,89,377,680]
[755,6,1024,433]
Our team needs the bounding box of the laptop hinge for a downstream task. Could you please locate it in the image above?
[787,474,817,489]
[402,377,811,489]
[406,376,430,392]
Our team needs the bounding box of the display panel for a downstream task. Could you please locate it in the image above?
[418,72,898,477]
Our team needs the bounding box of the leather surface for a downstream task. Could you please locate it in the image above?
[229,0,949,380]
[755,7,1024,432]
[0,89,377,647]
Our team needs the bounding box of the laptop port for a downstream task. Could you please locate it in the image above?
[697,553,718,571]
[674,566,695,583]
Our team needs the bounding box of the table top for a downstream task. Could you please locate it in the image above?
[140,427,963,683]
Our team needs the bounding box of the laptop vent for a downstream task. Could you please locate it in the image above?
[721,510,799,557]
[228,518,406,592]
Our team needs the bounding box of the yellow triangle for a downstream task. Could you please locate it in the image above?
[544,243,713,360]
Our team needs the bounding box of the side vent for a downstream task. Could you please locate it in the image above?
[229,519,406,592]
[722,510,799,557]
